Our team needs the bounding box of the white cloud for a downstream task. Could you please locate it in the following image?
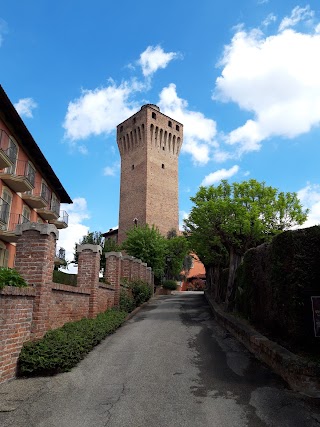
[262,13,277,27]
[158,83,217,165]
[179,210,189,231]
[201,165,239,186]
[63,80,140,141]
[103,162,120,176]
[138,45,179,77]
[0,18,8,47]
[258,0,269,4]
[279,6,314,32]
[57,197,90,263]
[214,7,320,156]
[14,98,38,118]
[297,183,320,228]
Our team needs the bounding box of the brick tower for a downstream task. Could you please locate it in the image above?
[117,104,183,244]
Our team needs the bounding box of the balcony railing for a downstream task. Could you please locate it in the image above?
[49,210,68,229]
[0,159,35,192]
[41,182,51,204]
[0,212,31,242]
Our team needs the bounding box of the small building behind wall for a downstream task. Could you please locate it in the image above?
[0,85,72,267]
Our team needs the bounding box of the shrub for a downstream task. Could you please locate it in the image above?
[162,279,177,290]
[18,309,127,376]
[52,270,77,286]
[119,289,135,313]
[0,267,28,290]
[130,279,152,306]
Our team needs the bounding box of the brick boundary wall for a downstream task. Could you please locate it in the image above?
[0,229,154,385]
[0,287,36,384]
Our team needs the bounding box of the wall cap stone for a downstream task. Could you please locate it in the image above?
[133,258,142,264]
[77,244,102,254]
[141,262,147,267]
[15,222,59,239]
[122,255,134,261]
[146,267,152,271]
[105,251,123,258]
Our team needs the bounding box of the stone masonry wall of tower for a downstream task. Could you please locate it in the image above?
[117,104,183,244]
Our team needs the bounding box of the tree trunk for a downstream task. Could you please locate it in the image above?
[205,265,214,294]
[213,265,221,303]
[225,247,242,310]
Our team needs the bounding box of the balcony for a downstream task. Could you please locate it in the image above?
[21,184,50,209]
[49,210,68,229]
[0,212,30,243]
[0,159,35,193]
[0,129,14,169]
[36,202,60,221]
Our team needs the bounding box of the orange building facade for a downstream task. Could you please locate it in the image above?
[0,86,72,267]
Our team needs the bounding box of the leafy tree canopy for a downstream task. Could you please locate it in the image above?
[122,225,167,279]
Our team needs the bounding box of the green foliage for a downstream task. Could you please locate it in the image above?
[74,231,106,269]
[52,270,77,286]
[18,309,127,376]
[119,289,136,313]
[104,238,121,253]
[162,280,177,290]
[185,179,308,304]
[235,226,320,354]
[122,225,167,279]
[130,279,152,306]
[165,236,190,280]
[0,267,28,290]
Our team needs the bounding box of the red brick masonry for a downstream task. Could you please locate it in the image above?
[0,225,154,384]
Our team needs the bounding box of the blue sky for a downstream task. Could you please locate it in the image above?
[1,1,320,262]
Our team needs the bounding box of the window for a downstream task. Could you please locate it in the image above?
[51,192,60,215]
[6,137,18,174]
[162,164,165,169]
[163,147,165,151]
[176,125,180,131]
[132,164,135,170]
[133,218,138,226]
[133,118,136,124]
[0,242,8,267]
[22,205,31,224]
[26,162,36,187]
[152,112,156,119]
[1,188,12,227]
[41,181,50,203]
[120,126,123,132]
[168,121,172,127]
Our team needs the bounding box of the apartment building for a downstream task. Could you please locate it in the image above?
[0,85,72,267]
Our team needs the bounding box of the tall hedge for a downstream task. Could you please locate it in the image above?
[235,226,320,353]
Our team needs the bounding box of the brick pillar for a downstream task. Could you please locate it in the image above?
[140,262,148,282]
[14,223,58,340]
[131,258,141,280]
[105,252,122,307]
[121,255,134,283]
[77,244,101,318]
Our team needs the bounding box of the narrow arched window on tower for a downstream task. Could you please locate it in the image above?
[132,164,135,170]
[162,163,165,169]
[133,218,138,226]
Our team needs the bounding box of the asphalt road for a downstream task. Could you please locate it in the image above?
[0,292,319,427]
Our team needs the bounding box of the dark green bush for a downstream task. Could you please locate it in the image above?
[52,270,77,286]
[119,289,135,313]
[0,267,28,290]
[162,279,177,290]
[18,309,127,376]
[130,279,152,306]
[235,226,320,354]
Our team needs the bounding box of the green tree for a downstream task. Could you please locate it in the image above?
[165,235,190,280]
[184,179,308,308]
[74,231,106,269]
[122,225,167,279]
